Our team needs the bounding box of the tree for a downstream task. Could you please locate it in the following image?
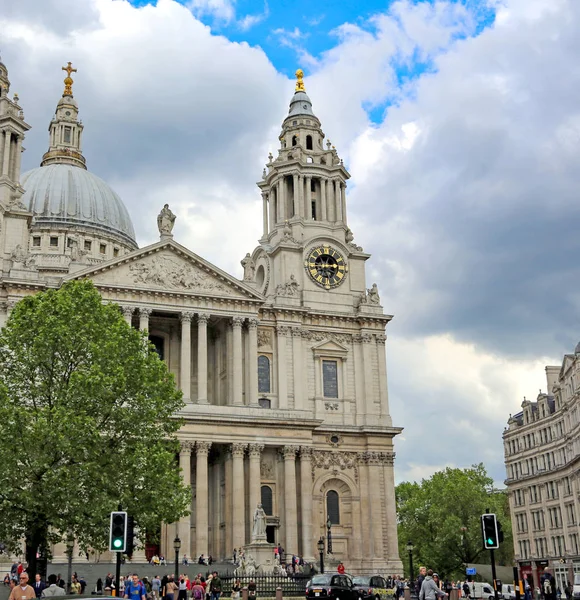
[0,280,190,577]
[396,464,513,580]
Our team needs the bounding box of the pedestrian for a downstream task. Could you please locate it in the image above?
[10,573,36,600]
[209,572,222,600]
[41,575,65,598]
[541,568,556,600]
[231,579,241,600]
[417,568,427,597]
[177,578,187,600]
[462,582,470,599]
[96,579,103,595]
[233,549,237,565]
[70,576,81,595]
[337,562,345,575]
[419,571,446,600]
[247,581,256,600]
[33,574,45,598]
[192,578,204,600]
[152,576,161,600]
[165,577,178,600]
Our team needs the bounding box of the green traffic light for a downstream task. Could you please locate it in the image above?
[113,539,122,548]
[487,538,493,544]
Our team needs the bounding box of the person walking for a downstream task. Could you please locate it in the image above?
[419,571,446,600]
[41,575,65,598]
[152,576,161,600]
[9,573,35,600]
[177,578,187,600]
[165,577,178,600]
[33,575,45,598]
[231,579,241,600]
[209,572,222,600]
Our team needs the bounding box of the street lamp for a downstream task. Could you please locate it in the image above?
[406,541,415,589]
[326,516,333,555]
[317,537,325,574]
[66,538,74,594]
[173,536,181,584]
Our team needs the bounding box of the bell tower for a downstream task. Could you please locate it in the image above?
[0,56,31,208]
[247,70,373,315]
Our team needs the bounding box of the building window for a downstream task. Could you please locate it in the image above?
[84,240,92,251]
[261,485,273,515]
[311,200,317,220]
[322,360,339,398]
[327,490,340,524]
[258,355,271,393]
[113,247,119,257]
[64,126,71,143]
[292,135,298,147]
[149,335,165,362]
[32,236,41,247]
[306,135,313,150]
[50,236,58,247]
[100,243,106,254]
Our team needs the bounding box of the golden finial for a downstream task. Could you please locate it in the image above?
[295,68,305,92]
[61,61,77,97]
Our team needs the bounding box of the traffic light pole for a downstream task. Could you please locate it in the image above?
[116,552,121,597]
[490,549,499,600]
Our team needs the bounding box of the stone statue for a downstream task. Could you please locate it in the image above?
[157,204,176,236]
[367,283,380,305]
[252,503,267,542]
[241,253,256,281]
[10,244,27,264]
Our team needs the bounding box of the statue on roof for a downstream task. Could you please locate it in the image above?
[295,68,305,92]
[157,204,176,238]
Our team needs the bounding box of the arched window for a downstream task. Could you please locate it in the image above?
[327,490,340,524]
[258,355,271,393]
[306,135,313,150]
[261,485,273,515]
[292,135,298,147]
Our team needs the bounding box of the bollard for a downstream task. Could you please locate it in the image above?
[450,590,459,600]
[405,588,411,600]
[242,587,249,600]
[276,586,283,600]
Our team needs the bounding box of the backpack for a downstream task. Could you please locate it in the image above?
[193,588,203,600]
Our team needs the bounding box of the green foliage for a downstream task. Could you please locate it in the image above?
[396,464,513,580]
[0,280,190,563]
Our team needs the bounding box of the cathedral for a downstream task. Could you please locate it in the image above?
[0,58,402,573]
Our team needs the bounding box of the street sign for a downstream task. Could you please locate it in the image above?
[466,568,477,576]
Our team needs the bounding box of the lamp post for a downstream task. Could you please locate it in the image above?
[326,516,333,555]
[66,538,74,594]
[317,537,325,574]
[406,541,415,590]
[173,536,181,584]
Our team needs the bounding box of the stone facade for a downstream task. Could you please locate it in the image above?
[0,61,403,572]
[504,343,580,590]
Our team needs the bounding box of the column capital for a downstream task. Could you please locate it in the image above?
[248,318,259,330]
[231,442,247,457]
[361,332,373,343]
[300,446,314,459]
[140,307,153,318]
[248,443,264,457]
[196,441,212,455]
[360,451,395,465]
[276,325,291,337]
[232,316,244,329]
[291,326,302,337]
[197,312,210,324]
[282,445,299,460]
[180,311,194,324]
[376,333,387,345]
[121,305,135,318]
[180,441,195,453]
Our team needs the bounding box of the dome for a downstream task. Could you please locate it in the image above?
[21,164,137,248]
[287,91,316,118]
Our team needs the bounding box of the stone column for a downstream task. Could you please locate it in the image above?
[359,454,372,559]
[298,175,304,217]
[179,441,194,557]
[293,172,300,217]
[361,333,376,414]
[382,452,399,563]
[353,336,366,425]
[283,446,299,554]
[341,182,347,224]
[195,441,212,557]
[299,447,314,559]
[262,192,269,238]
[306,176,312,219]
[13,136,22,182]
[180,312,193,402]
[248,318,259,406]
[334,179,341,222]
[376,334,390,419]
[292,327,303,410]
[226,322,234,404]
[248,444,264,538]
[269,188,276,230]
[197,313,209,404]
[320,178,327,221]
[367,452,385,559]
[232,317,244,405]
[139,308,152,331]
[121,305,134,325]
[232,443,247,548]
[276,326,288,409]
[278,178,285,221]
[2,130,11,176]
[0,303,6,329]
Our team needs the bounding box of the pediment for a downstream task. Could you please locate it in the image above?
[311,339,349,356]
[66,239,263,301]
[559,355,575,379]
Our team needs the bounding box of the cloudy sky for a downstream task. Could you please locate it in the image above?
[2,0,579,485]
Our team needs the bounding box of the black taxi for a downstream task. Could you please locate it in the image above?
[352,576,391,600]
[306,574,359,600]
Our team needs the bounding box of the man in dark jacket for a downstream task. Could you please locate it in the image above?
[416,568,427,597]
[541,568,556,600]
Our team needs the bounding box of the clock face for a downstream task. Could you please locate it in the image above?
[305,245,347,289]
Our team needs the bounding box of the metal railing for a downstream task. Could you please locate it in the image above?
[219,574,311,597]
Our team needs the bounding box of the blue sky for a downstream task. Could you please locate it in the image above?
[127,0,497,123]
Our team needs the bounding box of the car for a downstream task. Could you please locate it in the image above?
[352,575,391,600]
[306,574,359,600]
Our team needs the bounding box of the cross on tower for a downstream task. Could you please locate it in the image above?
[61,62,77,97]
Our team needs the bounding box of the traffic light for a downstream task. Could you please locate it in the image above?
[126,516,135,558]
[109,511,128,552]
[481,513,499,549]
